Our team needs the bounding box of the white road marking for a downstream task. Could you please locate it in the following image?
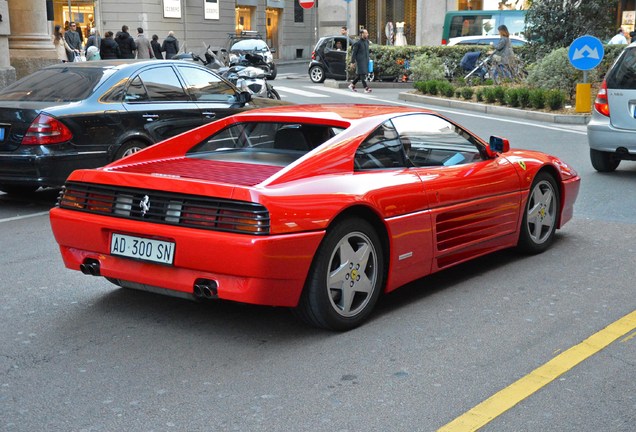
[274,86,329,98]
[0,211,49,224]
[308,85,377,99]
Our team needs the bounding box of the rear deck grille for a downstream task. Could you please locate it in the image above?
[57,182,270,235]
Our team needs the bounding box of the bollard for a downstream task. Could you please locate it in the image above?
[575,82,592,113]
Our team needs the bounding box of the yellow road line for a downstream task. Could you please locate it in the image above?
[438,309,636,432]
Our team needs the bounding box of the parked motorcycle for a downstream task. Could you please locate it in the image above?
[173,44,226,70]
[219,52,280,100]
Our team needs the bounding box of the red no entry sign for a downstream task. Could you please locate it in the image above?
[299,0,314,9]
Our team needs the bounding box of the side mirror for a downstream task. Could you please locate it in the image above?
[270,48,277,54]
[236,91,252,105]
[489,136,510,153]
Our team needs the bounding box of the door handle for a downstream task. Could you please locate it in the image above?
[142,114,159,120]
[202,112,216,118]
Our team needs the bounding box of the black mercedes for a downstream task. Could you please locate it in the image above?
[0,60,284,194]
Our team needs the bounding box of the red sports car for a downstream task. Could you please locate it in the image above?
[50,104,580,330]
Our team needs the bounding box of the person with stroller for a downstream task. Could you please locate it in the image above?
[491,24,514,79]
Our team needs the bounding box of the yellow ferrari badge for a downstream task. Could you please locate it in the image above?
[518,161,527,170]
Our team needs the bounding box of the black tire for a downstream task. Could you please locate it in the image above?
[517,171,560,254]
[267,87,281,100]
[0,185,39,195]
[309,65,325,83]
[114,140,147,161]
[267,63,277,80]
[590,149,620,172]
[293,218,385,331]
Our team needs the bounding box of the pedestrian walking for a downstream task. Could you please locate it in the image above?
[99,31,121,59]
[151,34,163,59]
[115,25,136,59]
[64,21,82,61]
[135,27,154,59]
[84,28,101,57]
[161,31,179,59]
[349,28,371,93]
[52,24,72,62]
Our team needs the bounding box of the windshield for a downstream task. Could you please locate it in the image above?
[230,39,269,52]
[0,66,114,102]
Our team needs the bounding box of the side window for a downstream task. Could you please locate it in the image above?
[177,66,236,102]
[135,67,189,102]
[606,48,636,89]
[124,76,148,102]
[391,114,483,168]
[355,120,407,170]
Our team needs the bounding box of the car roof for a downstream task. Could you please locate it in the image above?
[231,103,434,123]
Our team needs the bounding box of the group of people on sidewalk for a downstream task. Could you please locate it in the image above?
[52,23,181,62]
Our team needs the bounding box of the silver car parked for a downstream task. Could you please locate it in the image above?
[588,44,636,172]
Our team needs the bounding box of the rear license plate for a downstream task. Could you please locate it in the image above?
[110,233,175,265]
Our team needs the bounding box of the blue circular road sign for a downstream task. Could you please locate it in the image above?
[568,35,604,71]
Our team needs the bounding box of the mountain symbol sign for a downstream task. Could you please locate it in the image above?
[568,35,604,71]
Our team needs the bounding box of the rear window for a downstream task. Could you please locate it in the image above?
[606,47,636,89]
[0,67,111,102]
[231,39,268,52]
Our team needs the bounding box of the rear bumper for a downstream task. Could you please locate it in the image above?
[587,112,636,154]
[0,150,108,188]
[50,207,325,307]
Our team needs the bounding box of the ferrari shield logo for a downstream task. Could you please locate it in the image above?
[518,161,527,170]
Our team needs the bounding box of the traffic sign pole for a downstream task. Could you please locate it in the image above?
[568,35,604,113]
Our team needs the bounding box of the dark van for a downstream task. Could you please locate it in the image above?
[442,10,526,45]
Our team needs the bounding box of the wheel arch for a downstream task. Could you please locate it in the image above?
[110,135,154,160]
[326,204,391,280]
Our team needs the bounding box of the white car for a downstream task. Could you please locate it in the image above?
[447,35,527,47]
[587,43,636,172]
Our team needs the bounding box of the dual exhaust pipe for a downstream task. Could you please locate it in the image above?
[193,279,218,300]
[80,259,218,301]
[80,259,101,276]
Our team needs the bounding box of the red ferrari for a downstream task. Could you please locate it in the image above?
[50,104,580,330]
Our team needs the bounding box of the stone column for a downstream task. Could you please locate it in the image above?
[8,0,57,80]
[0,0,16,88]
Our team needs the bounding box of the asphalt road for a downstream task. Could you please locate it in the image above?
[1,65,635,431]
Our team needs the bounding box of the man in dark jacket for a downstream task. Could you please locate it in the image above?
[64,21,82,61]
[349,28,371,93]
[99,31,121,59]
[161,31,179,59]
[115,25,136,59]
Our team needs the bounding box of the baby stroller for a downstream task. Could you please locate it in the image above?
[461,51,490,84]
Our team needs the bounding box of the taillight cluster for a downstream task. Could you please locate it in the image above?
[594,80,610,117]
[311,51,316,60]
[21,113,73,145]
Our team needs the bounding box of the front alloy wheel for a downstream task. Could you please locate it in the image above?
[517,172,560,254]
[294,218,384,331]
[309,65,325,83]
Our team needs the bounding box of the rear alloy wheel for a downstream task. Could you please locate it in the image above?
[115,140,147,160]
[517,172,560,254]
[294,218,384,331]
[309,65,325,83]
[590,149,620,172]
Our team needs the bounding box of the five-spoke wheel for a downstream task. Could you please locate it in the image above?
[294,218,384,331]
[518,172,560,254]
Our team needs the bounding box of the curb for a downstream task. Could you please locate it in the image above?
[398,92,591,125]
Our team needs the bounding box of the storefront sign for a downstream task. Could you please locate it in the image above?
[163,0,181,18]
[205,0,219,20]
